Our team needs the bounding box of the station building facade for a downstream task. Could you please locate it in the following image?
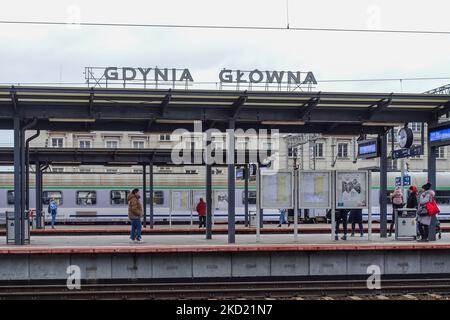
[26,121,449,174]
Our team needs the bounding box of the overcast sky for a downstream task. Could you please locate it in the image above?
[1,0,450,146]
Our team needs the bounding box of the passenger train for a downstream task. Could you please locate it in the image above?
[0,171,449,224]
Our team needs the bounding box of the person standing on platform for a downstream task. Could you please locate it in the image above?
[335,209,349,241]
[417,183,435,242]
[407,186,419,209]
[350,209,364,237]
[196,198,207,228]
[128,188,143,243]
[389,187,404,237]
[278,208,289,227]
[48,198,58,229]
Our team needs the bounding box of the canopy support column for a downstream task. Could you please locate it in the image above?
[206,164,213,239]
[143,164,147,228]
[227,120,236,244]
[379,131,388,238]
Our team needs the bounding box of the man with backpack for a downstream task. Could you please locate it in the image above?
[48,198,58,229]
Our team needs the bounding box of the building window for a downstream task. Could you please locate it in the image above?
[242,191,257,205]
[288,147,298,158]
[159,134,171,141]
[313,143,324,158]
[105,140,119,148]
[76,191,97,205]
[79,140,91,148]
[158,166,172,173]
[110,190,130,205]
[146,190,165,205]
[7,190,14,205]
[51,138,64,148]
[436,146,446,159]
[337,143,349,158]
[79,168,91,173]
[409,122,422,132]
[52,167,64,173]
[106,168,118,173]
[43,191,63,205]
[132,140,145,149]
[133,169,143,174]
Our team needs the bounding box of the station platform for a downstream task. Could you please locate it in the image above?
[2,233,450,282]
[1,222,449,236]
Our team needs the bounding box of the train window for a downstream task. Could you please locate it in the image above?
[146,190,165,205]
[435,191,450,205]
[241,191,257,205]
[7,190,14,205]
[110,190,130,205]
[76,191,97,206]
[42,191,63,205]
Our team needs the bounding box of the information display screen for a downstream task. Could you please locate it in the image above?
[429,125,450,147]
[357,138,380,159]
[259,170,293,209]
[335,171,368,209]
[298,171,331,209]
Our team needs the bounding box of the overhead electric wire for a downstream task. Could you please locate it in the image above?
[1,19,450,35]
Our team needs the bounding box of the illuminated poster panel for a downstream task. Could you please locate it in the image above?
[259,170,294,209]
[298,171,332,209]
[171,190,191,211]
[335,171,368,209]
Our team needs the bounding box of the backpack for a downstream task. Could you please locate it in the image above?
[49,202,57,211]
[392,191,403,205]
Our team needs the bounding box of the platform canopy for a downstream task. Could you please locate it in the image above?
[0,147,265,166]
[1,86,450,134]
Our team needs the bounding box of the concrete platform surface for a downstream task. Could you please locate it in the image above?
[1,233,450,254]
[1,222,448,236]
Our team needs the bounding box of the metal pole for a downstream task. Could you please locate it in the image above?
[149,163,154,229]
[13,117,23,245]
[256,169,261,242]
[35,162,42,229]
[244,164,249,227]
[227,120,236,244]
[143,164,147,228]
[427,121,437,241]
[368,170,372,241]
[206,164,212,239]
[380,132,388,238]
[331,170,336,240]
[25,129,39,211]
[294,169,299,242]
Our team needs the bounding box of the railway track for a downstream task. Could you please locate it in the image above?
[1,278,450,299]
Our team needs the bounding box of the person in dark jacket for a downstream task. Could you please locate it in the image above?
[128,188,143,243]
[349,209,364,237]
[407,185,419,209]
[335,209,349,241]
[196,198,207,228]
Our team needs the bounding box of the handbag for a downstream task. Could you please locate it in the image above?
[426,197,440,216]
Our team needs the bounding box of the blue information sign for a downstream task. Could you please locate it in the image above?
[395,176,411,187]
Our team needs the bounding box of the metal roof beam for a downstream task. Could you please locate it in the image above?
[160,89,172,117]
[230,92,247,119]
[434,100,450,118]
[299,96,320,120]
[364,96,392,120]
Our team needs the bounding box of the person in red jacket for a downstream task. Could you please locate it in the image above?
[196,198,207,228]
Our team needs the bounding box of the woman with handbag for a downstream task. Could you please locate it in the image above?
[417,183,439,242]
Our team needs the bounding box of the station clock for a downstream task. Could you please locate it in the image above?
[397,127,414,149]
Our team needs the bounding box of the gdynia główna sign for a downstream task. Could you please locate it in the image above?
[99,67,317,85]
